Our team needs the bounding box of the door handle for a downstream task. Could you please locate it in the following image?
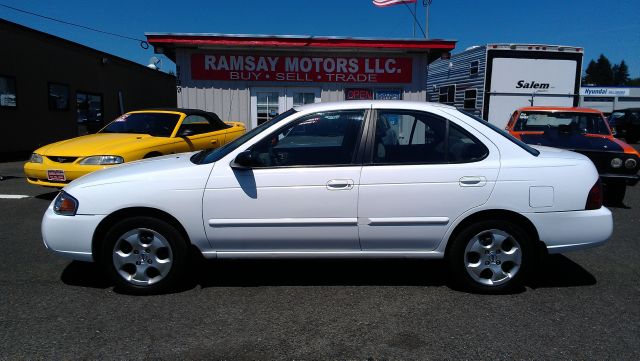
[326,179,354,190]
[459,176,486,187]
[210,139,218,145]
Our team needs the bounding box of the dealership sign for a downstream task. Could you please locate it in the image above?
[191,54,412,83]
[580,87,630,96]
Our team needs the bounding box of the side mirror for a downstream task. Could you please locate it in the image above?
[230,150,255,169]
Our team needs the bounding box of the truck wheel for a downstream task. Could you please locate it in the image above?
[605,181,626,205]
[448,220,532,294]
[100,216,188,295]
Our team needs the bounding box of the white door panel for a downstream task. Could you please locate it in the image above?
[358,162,499,250]
[204,166,361,251]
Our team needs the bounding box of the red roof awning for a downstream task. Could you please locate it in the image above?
[145,33,456,61]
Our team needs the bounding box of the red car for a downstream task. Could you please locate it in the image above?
[506,106,639,203]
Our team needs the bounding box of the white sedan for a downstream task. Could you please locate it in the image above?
[42,101,612,294]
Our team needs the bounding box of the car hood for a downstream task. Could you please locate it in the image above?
[65,152,203,190]
[521,132,623,153]
[36,133,155,156]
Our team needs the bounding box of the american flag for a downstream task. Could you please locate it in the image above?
[372,0,417,7]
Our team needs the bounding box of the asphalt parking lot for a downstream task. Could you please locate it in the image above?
[0,151,639,360]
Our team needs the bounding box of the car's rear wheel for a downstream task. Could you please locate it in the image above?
[448,220,532,293]
[100,216,188,295]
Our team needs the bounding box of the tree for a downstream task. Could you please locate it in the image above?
[612,60,630,85]
[587,54,614,85]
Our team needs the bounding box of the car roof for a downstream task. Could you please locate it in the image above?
[293,100,456,113]
[517,106,603,114]
[128,108,226,124]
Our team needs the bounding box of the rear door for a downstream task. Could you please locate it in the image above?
[358,108,500,251]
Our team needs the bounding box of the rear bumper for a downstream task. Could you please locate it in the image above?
[600,173,640,186]
[524,207,612,254]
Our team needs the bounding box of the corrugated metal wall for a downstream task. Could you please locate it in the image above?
[175,49,428,127]
[426,45,486,116]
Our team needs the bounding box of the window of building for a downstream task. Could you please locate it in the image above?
[618,97,640,102]
[373,110,487,165]
[0,75,17,108]
[76,92,103,124]
[292,92,316,107]
[464,89,477,109]
[48,83,69,110]
[470,60,479,76]
[249,110,365,167]
[438,85,455,105]
[583,97,614,102]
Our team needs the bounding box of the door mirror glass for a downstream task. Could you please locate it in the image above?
[230,150,256,169]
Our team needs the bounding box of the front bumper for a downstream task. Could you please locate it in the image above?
[524,207,613,254]
[42,206,105,262]
[24,161,111,187]
[600,173,640,186]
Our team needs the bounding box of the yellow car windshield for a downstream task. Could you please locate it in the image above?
[101,113,181,137]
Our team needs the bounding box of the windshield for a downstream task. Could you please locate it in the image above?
[459,110,540,157]
[192,108,297,164]
[100,113,181,137]
[515,111,611,135]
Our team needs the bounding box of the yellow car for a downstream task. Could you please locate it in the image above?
[24,108,246,187]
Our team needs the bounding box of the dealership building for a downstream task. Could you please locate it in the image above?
[579,86,640,114]
[145,33,456,129]
[0,19,176,156]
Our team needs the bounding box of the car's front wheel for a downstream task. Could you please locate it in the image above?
[100,216,188,295]
[448,220,532,293]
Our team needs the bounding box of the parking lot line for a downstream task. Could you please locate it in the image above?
[0,194,30,199]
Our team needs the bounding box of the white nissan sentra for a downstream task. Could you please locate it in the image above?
[42,101,612,294]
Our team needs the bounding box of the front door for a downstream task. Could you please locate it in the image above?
[358,108,500,251]
[203,108,367,252]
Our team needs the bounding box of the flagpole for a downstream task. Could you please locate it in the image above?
[413,1,416,38]
[424,0,432,39]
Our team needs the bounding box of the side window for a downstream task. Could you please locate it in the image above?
[0,75,17,108]
[469,60,479,76]
[373,110,487,164]
[374,110,447,164]
[447,122,489,162]
[249,110,365,167]
[178,115,215,136]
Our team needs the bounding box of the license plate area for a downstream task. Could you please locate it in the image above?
[47,170,66,182]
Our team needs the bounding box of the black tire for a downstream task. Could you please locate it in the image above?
[604,181,626,205]
[100,216,188,295]
[447,220,533,294]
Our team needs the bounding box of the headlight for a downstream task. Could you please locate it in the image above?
[79,155,124,165]
[625,158,637,169]
[29,153,43,163]
[610,158,622,168]
[53,191,78,216]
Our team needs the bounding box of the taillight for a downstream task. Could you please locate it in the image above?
[585,179,603,210]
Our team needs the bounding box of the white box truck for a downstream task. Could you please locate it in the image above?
[427,44,584,129]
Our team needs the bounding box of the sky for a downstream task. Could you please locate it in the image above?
[2,0,640,78]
